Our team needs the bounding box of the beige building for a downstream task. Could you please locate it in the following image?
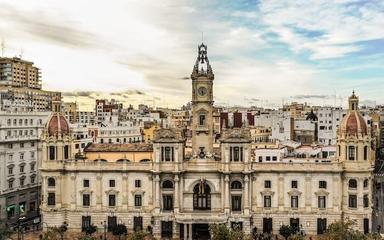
[0,57,61,112]
[40,44,374,239]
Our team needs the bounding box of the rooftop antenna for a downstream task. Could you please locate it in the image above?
[19,48,24,59]
[1,39,5,57]
[201,32,204,43]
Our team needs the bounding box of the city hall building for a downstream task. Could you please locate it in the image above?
[40,44,374,239]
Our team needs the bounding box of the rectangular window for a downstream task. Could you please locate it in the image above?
[348,146,355,160]
[135,195,142,207]
[164,147,172,161]
[363,194,369,208]
[319,181,327,189]
[291,181,298,189]
[264,196,271,208]
[233,147,240,161]
[264,180,271,188]
[64,145,69,159]
[266,156,271,161]
[199,114,206,126]
[107,216,117,232]
[20,153,24,160]
[83,194,90,206]
[81,216,91,232]
[83,179,90,188]
[8,180,14,189]
[47,193,56,206]
[272,156,277,161]
[20,165,24,173]
[318,196,326,209]
[162,195,173,211]
[135,180,141,188]
[108,194,116,207]
[291,196,299,208]
[20,178,25,186]
[349,195,357,208]
[109,180,115,187]
[8,167,13,175]
[231,195,242,211]
[133,216,143,231]
[49,146,55,160]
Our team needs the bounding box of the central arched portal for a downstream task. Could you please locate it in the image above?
[193,181,211,210]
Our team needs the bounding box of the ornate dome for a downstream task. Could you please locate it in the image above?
[47,113,70,137]
[339,91,368,137]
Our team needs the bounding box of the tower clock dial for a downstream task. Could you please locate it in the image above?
[197,86,207,96]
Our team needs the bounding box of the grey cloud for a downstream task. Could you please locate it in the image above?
[292,94,329,99]
[0,4,103,48]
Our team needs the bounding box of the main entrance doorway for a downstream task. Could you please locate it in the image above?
[193,224,210,240]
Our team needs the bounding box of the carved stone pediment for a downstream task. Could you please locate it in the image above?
[153,128,184,143]
[80,189,93,194]
[287,189,302,196]
[105,189,119,195]
[260,190,275,196]
[315,189,329,196]
[220,128,251,143]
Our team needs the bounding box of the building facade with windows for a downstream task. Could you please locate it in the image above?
[40,44,374,239]
[0,111,50,226]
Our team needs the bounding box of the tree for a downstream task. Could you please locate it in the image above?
[112,224,128,240]
[40,227,61,240]
[279,225,295,240]
[320,219,383,240]
[77,236,97,240]
[0,227,13,240]
[129,230,147,240]
[209,224,249,240]
[83,224,97,236]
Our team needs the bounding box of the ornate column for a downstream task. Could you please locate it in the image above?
[184,224,188,240]
[96,174,102,209]
[122,174,128,210]
[305,175,311,211]
[174,174,180,212]
[224,175,230,212]
[188,224,192,240]
[56,175,62,207]
[278,175,284,211]
[70,174,76,210]
[179,175,184,211]
[154,174,160,212]
[244,175,250,214]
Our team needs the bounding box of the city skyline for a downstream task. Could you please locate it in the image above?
[0,0,383,109]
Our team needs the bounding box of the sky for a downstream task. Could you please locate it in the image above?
[0,0,383,110]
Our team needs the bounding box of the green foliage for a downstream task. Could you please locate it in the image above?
[279,225,295,240]
[83,224,97,236]
[209,224,249,240]
[320,219,383,240]
[289,234,304,240]
[112,224,128,239]
[77,236,97,240]
[40,227,61,240]
[129,230,147,240]
[0,227,13,240]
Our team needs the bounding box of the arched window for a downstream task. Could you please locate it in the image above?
[349,179,357,189]
[193,182,211,210]
[363,179,369,188]
[231,181,242,190]
[47,177,56,187]
[162,180,174,189]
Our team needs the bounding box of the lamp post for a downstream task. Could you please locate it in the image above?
[101,220,107,240]
[17,216,26,240]
[59,221,68,240]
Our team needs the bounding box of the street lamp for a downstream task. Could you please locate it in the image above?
[101,220,107,240]
[59,221,68,240]
[17,216,26,240]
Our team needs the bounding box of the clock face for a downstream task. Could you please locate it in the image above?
[197,87,207,96]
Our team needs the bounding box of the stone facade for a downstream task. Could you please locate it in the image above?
[40,44,374,239]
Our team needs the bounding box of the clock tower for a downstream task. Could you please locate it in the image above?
[191,43,214,158]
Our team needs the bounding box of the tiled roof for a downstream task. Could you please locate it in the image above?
[84,143,153,152]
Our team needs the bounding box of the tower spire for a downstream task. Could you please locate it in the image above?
[191,42,214,80]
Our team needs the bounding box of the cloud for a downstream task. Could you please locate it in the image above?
[291,94,329,99]
[256,0,384,59]
[0,4,103,49]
